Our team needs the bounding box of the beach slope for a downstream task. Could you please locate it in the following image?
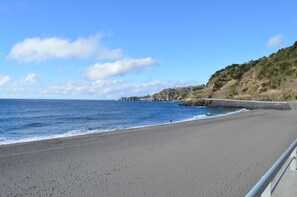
[0,110,297,196]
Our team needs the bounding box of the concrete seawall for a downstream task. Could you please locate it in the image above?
[182,99,297,110]
[288,102,297,110]
[206,99,297,110]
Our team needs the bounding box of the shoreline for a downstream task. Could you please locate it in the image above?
[0,107,247,146]
[0,108,254,152]
[0,109,256,152]
[1,109,297,196]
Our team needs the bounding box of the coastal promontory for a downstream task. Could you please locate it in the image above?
[121,41,297,102]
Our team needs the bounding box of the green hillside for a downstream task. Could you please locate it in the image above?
[188,41,297,101]
[121,41,297,102]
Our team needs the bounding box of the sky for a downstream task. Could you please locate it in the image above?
[0,0,297,99]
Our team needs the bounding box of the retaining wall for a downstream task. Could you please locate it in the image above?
[206,99,297,110]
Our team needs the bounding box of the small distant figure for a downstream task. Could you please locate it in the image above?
[170,120,173,123]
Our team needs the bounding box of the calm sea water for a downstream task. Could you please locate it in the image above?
[0,99,246,145]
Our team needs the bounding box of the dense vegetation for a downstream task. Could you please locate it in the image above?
[198,41,297,101]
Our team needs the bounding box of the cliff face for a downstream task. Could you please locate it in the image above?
[191,41,297,101]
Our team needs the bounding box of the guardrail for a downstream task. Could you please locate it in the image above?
[246,139,297,197]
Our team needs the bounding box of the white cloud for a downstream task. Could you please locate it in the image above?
[97,47,123,60]
[267,34,284,47]
[0,75,10,87]
[44,79,192,98]
[44,80,126,97]
[24,73,37,85]
[86,57,158,80]
[45,80,89,95]
[8,36,123,62]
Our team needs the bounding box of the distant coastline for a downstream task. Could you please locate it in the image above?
[121,42,297,104]
[119,85,204,102]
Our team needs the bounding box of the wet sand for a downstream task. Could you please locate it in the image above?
[0,109,297,196]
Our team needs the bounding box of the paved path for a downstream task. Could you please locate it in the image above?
[273,168,297,196]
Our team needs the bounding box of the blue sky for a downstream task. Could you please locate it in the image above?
[0,0,297,99]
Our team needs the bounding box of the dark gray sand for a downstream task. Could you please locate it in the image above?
[0,110,297,197]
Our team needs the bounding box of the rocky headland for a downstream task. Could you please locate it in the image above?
[120,41,297,107]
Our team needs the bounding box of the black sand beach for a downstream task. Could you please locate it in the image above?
[0,110,297,196]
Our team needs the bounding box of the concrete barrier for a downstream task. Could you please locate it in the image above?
[205,99,297,110]
[288,102,297,110]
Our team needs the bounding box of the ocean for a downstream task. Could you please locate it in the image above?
[0,99,247,145]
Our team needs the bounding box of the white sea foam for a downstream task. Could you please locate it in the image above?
[173,108,249,123]
[192,108,249,120]
[0,129,114,145]
[131,108,248,126]
[0,108,248,146]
